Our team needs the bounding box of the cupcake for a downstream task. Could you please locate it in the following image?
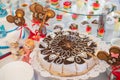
[69,23,78,30]
[86,25,91,34]
[87,11,94,19]
[72,14,78,20]
[63,1,71,9]
[98,27,105,37]
[56,14,63,21]
[51,0,59,5]
[92,0,100,10]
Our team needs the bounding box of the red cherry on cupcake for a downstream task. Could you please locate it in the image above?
[56,14,63,21]
[98,27,105,36]
[93,1,100,10]
[72,14,78,20]
[86,25,91,34]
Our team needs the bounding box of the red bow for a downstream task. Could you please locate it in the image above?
[28,30,41,41]
[32,19,49,27]
[32,19,40,27]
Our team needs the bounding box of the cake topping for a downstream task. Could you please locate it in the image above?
[54,57,63,64]
[40,31,97,64]
[49,54,57,61]
[44,55,54,62]
[39,44,45,48]
[41,48,51,55]
[74,56,85,64]
[64,56,74,65]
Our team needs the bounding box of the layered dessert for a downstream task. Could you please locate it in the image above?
[92,1,100,10]
[38,30,98,77]
[51,0,59,5]
[63,1,71,9]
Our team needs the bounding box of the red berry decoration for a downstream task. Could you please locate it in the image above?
[63,1,71,9]
[93,0,100,10]
[72,14,78,20]
[51,0,59,5]
[56,14,63,21]
[98,27,105,37]
[86,25,91,34]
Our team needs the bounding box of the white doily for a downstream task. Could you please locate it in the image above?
[31,32,110,80]
[31,54,109,80]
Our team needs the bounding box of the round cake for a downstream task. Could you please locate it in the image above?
[38,30,98,77]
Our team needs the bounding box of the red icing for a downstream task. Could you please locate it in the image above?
[86,25,91,32]
[51,0,58,2]
[98,28,105,33]
[56,14,63,19]
[72,14,78,19]
[64,1,71,6]
[93,2,100,7]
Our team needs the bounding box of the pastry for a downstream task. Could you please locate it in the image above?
[38,30,98,77]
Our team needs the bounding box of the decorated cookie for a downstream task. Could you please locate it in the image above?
[30,3,55,36]
[97,46,120,66]
[30,3,55,23]
[6,9,25,26]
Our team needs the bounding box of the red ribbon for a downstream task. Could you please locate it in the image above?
[32,19,40,27]
[109,65,120,80]
[32,19,49,27]
[18,24,34,39]
[28,30,41,41]
[17,24,27,39]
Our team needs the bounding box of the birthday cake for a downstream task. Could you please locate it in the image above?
[38,30,99,77]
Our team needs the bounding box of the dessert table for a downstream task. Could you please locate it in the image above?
[0,0,120,80]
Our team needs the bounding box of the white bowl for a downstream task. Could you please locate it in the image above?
[0,61,34,80]
[111,38,120,47]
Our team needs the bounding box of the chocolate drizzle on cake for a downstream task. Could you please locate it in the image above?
[39,44,45,48]
[40,31,97,64]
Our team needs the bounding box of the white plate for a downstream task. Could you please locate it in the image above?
[0,61,34,80]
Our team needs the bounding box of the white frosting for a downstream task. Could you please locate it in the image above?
[76,63,87,72]
[49,54,57,61]
[78,52,88,59]
[66,56,74,62]
[50,63,63,74]
[63,63,76,75]
[39,54,51,71]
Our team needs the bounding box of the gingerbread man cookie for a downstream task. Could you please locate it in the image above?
[6,9,25,26]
